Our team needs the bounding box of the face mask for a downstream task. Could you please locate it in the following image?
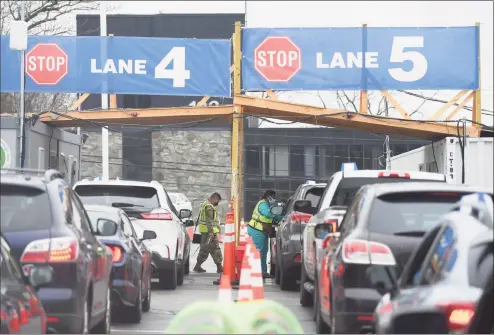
[268,197,276,205]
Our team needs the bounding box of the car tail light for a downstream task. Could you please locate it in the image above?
[21,237,79,263]
[106,245,124,263]
[293,253,302,262]
[437,301,475,332]
[40,309,47,333]
[289,212,313,223]
[141,209,173,220]
[378,172,410,179]
[342,239,396,265]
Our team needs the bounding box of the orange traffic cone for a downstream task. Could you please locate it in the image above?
[251,249,264,300]
[237,245,253,302]
[218,275,232,301]
[222,220,236,283]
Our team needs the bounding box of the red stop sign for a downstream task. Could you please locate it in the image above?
[25,43,68,85]
[254,36,301,82]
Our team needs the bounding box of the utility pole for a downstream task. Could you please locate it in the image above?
[18,2,26,168]
[384,99,391,170]
[100,1,109,180]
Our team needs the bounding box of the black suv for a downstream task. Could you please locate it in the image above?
[0,169,113,334]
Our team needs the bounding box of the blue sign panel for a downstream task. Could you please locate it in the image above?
[1,35,231,97]
[242,27,478,91]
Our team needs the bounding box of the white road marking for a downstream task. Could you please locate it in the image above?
[111,329,165,333]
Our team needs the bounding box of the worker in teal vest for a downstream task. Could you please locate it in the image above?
[247,190,283,278]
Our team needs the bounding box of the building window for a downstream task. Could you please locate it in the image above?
[304,146,316,177]
[263,145,289,177]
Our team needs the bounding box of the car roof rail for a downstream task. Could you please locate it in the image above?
[452,192,494,228]
[44,169,65,183]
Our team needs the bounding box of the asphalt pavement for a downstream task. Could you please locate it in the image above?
[111,243,316,334]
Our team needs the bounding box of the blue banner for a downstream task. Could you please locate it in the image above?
[242,27,478,91]
[1,35,231,97]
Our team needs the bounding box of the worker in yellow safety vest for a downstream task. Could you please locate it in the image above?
[194,192,223,274]
[247,190,283,278]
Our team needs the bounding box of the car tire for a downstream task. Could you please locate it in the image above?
[280,262,294,291]
[184,255,190,275]
[126,279,142,323]
[314,275,330,334]
[275,262,281,285]
[142,273,152,312]
[159,267,177,290]
[299,256,313,307]
[177,260,184,286]
[91,285,111,334]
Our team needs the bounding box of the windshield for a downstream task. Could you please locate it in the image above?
[75,185,160,209]
[330,177,444,207]
[0,185,52,232]
[368,192,478,235]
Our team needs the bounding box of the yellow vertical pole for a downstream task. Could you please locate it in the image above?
[232,21,242,246]
[472,22,482,128]
[359,24,368,114]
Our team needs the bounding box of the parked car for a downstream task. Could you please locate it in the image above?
[1,235,52,334]
[314,183,492,334]
[84,205,157,323]
[273,182,326,290]
[1,169,114,334]
[168,192,193,217]
[300,163,446,310]
[73,179,193,290]
[371,192,494,334]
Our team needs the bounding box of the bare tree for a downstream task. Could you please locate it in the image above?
[1,1,98,115]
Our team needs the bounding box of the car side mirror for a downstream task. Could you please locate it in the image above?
[270,205,284,216]
[390,309,449,334]
[142,230,157,240]
[366,265,399,296]
[96,219,118,236]
[293,200,313,214]
[29,266,53,288]
[179,209,192,220]
[183,219,195,227]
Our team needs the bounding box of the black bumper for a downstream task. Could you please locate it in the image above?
[37,287,82,334]
[151,251,175,276]
[333,288,381,333]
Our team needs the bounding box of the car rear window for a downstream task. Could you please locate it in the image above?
[74,185,160,209]
[0,185,52,232]
[304,187,324,208]
[330,177,444,207]
[368,192,475,235]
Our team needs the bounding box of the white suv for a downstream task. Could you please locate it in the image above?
[73,179,193,290]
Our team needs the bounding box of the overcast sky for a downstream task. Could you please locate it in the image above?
[59,1,495,127]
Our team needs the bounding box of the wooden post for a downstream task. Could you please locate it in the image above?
[472,22,482,128]
[232,21,242,246]
[359,24,368,114]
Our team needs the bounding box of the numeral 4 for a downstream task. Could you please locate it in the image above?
[154,47,191,87]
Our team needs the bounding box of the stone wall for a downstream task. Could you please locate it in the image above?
[80,129,232,219]
[151,130,232,219]
[80,130,123,180]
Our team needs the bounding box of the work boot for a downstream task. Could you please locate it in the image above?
[262,272,271,279]
[193,264,206,273]
[216,263,223,274]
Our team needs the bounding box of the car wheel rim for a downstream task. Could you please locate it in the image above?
[83,300,89,334]
[105,287,111,333]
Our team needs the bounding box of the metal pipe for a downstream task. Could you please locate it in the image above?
[100,1,109,180]
[19,2,25,168]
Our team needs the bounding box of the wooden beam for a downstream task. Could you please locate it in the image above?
[446,92,475,121]
[109,94,117,109]
[428,90,470,120]
[196,96,210,107]
[265,90,278,100]
[234,95,479,139]
[70,93,90,110]
[380,90,411,119]
[40,105,234,127]
[359,23,368,114]
[359,91,368,114]
[232,21,242,246]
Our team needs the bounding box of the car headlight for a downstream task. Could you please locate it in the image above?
[148,244,170,259]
